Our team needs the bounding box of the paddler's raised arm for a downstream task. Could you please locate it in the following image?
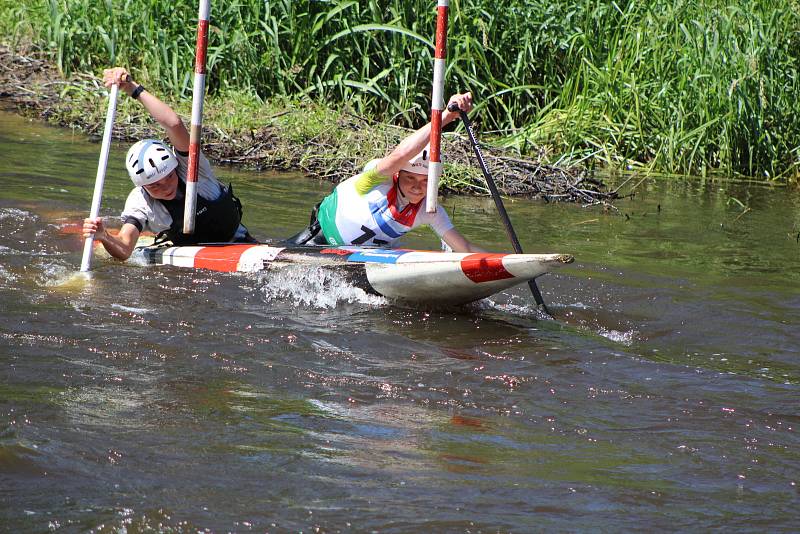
[102,67,190,152]
[372,92,473,178]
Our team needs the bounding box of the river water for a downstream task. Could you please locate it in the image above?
[1,108,798,532]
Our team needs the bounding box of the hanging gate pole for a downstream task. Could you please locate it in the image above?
[425,0,449,213]
[183,0,210,235]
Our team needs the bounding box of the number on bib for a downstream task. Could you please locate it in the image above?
[352,225,389,246]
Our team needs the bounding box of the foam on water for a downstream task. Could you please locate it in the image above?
[257,264,386,309]
[0,207,33,221]
[126,249,152,267]
[110,303,154,315]
[39,261,78,287]
[597,327,637,346]
[484,292,640,345]
[0,264,18,283]
[482,292,552,320]
[34,260,104,294]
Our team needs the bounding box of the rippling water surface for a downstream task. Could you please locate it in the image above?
[1,109,798,531]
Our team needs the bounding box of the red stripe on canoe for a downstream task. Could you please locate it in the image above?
[193,244,259,272]
[460,254,514,283]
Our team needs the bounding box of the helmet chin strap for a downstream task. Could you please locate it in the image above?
[394,173,408,199]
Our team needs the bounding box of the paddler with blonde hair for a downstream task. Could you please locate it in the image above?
[287,92,485,253]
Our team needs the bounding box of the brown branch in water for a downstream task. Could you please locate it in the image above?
[732,207,751,223]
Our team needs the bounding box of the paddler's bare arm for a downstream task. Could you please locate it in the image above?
[442,227,487,253]
[103,67,190,152]
[82,218,140,261]
[373,93,473,178]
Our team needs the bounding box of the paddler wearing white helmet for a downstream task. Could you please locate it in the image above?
[82,67,255,261]
[285,92,486,253]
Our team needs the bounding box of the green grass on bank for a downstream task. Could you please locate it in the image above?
[2,0,799,181]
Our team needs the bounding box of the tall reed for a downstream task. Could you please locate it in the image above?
[5,0,799,179]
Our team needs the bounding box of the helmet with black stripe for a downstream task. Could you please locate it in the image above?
[125,139,178,186]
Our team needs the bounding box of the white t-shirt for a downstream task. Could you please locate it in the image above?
[120,150,248,239]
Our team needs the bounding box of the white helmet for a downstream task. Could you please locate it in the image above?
[400,145,430,174]
[126,139,179,186]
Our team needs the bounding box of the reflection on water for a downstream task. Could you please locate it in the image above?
[1,109,799,531]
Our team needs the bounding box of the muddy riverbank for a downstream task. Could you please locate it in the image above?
[0,43,616,205]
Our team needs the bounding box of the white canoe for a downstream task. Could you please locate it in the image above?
[133,242,574,305]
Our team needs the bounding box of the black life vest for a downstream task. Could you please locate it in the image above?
[156,179,244,245]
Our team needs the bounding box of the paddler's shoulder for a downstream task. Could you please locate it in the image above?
[347,161,391,195]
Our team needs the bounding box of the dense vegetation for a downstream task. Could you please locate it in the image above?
[3,0,799,180]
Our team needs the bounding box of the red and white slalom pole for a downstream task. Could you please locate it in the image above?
[183,0,210,235]
[426,0,449,213]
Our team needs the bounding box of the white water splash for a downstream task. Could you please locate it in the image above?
[482,293,551,320]
[485,294,639,345]
[39,262,76,287]
[257,264,385,309]
[0,208,34,221]
[126,249,152,267]
[0,264,18,284]
[597,327,637,346]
